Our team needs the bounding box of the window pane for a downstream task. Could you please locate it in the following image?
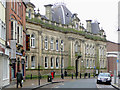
[31,56,35,68]
[56,40,58,51]
[11,21,13,39]
[56,58,59,68]
[51,58,53,67]
[45,57,48,68]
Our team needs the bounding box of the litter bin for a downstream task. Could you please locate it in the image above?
[48,75,52,82]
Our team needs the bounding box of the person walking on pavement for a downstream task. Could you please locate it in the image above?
[16,70,23,88]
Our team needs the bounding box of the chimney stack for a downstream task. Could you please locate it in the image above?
[44,4,53,21]
[86,20,92,32]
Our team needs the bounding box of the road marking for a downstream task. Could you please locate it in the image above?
[96,84,114,88]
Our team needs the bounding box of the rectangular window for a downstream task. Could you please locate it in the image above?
[11,0,13,9]
[11,21,13,40]
[31,56,35,69]
[17,26,19,43]
[3,57,8,80]
[31,34,35,48]
[17,2,19,15]
[45,57,48,68]
[14,0,15,10]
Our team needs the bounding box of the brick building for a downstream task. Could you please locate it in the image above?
[6,0,26,81]
[107,41,120,75]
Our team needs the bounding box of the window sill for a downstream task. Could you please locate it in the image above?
[45,67,48,69]
[31,46,35,49]
[31,67,35,69]
[56,67,59,69]
[45,49,48,50]
[51,67,54,69]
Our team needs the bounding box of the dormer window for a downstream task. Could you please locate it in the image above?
[66,13,69,17]
[75,23,78,29]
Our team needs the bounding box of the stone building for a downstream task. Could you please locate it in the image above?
[0,0,10,88]
[25,2,107,76]
[6,0,26,81]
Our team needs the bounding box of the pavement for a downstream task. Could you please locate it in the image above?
[3,76,73,89]
[111,77,120,89]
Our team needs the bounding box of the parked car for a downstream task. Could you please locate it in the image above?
[97,73,112,84]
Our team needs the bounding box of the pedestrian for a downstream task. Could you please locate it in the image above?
[16,70,23,88]
[64,70,67,77]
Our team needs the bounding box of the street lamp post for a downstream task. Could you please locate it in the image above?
[38,63,40,86]
[61,46,64,79]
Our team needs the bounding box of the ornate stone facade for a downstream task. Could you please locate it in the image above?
[25,2,107,76]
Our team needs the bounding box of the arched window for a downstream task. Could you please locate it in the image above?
[103,60,104,68]
[31,56,35,69]
[75,42,78,53]
[45,37,48,50]
[51,57,54,68]
[56,40,59,51]
[56,57,59,68]
[31,34,35,48]
[86,59,89,68]
[90,60,92,68]
[61,40,64,51]
[28,9,31,19]
[50,38,54,50]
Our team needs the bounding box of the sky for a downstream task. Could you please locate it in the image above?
[30,0,119,43]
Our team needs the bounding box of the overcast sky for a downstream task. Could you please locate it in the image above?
[31,0,119,43]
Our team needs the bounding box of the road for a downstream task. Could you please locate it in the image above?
[41,78,116,89]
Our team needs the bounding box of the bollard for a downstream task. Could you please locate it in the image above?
[72,74,73,79]
[93,73,95,78]
[84,73,85,78]
[80,73,81,79]
[31,74,32,79]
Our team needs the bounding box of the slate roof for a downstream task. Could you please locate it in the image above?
[52,5,73,25]
[91,22,100,34]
